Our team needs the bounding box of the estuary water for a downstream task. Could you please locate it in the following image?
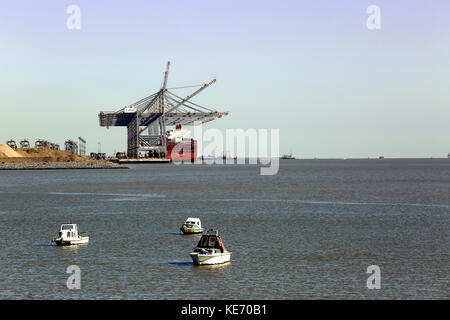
[0,159,448,299]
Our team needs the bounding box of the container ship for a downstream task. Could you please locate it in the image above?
[111,125,197,163]
[166,125,197,162]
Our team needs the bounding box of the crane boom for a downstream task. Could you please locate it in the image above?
[165,78,216,114]
[162,61,170,90]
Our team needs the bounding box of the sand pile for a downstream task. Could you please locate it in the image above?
[0,144,23,158]
[0,146,95,163]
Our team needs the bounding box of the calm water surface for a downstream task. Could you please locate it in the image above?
[0,159,448,299]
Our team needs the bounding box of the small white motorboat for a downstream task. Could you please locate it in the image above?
[180,217,204,234]
[52,223,89,246]
[190,229,231,265]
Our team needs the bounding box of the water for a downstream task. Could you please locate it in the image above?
[0,159,448,299]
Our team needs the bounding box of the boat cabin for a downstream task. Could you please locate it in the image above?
[196,230,225,252]
[184,217,201,228]
[59,224,78,239]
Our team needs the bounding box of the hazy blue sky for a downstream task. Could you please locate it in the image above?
[0,0,449,157]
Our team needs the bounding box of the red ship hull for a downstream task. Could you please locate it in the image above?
[166,138,197,162]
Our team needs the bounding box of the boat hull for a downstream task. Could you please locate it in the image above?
[190,251,231,265]
[167,138,197,162]
[55,237,89,246]
[180,226,204,234]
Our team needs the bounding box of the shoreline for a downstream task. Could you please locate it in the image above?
[0,161,128,170]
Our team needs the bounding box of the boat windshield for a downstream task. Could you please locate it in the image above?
[61,225,74,230]
[198,235,222,249]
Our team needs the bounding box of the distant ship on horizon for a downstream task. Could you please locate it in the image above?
[280,153,295,160]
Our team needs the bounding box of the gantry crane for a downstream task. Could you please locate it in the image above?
[99,62,228,158]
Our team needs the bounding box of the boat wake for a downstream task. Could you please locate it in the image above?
[47,192,166,200]
[169,262,193,266]
[211,198,450,209]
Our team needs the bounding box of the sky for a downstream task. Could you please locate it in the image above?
[0,0,449,158]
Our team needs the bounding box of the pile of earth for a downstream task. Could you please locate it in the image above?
[0,144,97,163]
[0,144,23,158]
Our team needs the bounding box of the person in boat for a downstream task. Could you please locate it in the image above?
[214,237,225,253]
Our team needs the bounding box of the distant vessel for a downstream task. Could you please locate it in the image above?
[180,217,204,234]
[201,154,216,161]
[52,224,89,246]
[200,150,221,161]
[190,229,231,265]
[280,153,295,159]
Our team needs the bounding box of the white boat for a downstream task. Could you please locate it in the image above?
[180,217,204,234]
[190,229,231,265]
[52,223,89,246]
[280,153,295,159]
